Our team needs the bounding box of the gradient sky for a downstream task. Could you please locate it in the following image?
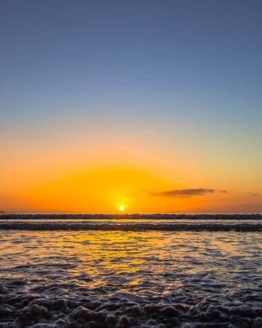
[0,0,262,213]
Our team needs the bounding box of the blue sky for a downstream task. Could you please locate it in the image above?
[1,1,261,123]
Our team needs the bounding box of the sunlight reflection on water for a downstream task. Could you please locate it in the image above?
[0,230,261,307]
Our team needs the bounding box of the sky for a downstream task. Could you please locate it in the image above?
[0,0,262,213]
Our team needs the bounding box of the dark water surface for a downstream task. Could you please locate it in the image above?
[0,214,261,231]
[0,216,261,327]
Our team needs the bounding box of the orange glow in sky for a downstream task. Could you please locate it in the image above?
[1,157,261,213]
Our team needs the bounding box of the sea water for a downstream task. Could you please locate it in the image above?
[0,215,261,327]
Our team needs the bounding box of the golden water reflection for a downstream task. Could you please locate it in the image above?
[0,230,261,304]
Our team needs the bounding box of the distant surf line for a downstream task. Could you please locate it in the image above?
[0,222,261,231]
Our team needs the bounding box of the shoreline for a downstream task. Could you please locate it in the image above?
[1,289,261,328]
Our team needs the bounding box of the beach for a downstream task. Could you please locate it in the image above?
[0,215,261,327]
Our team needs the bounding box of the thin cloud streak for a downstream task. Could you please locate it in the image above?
[149,188,218,198]
[249,192,260,197]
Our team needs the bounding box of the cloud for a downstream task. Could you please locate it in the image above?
[249,192,260,197]
[149,188,217,198]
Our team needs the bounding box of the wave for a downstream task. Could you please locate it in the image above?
[0,221,261,231]
[1,213,262,220]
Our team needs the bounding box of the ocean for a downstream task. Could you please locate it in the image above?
[0,214,261,327]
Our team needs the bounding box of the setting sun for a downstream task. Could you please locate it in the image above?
[119,205,125,212]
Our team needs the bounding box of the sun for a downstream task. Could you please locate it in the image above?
[119,205,125,212]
